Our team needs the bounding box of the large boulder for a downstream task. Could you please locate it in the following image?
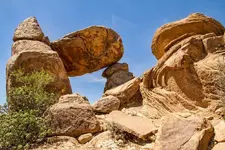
[92,95,120,114]
[51,26,124,76]
[45,97,100,137]
[106,111,158,140]
[7,17,72,111]
[154,113,214,150]
[212,143,225,150]
[151,13,225,59]
[13,17,44,42]
[104,78,141,108]
[214,120,225,142]
[102,63,134,92]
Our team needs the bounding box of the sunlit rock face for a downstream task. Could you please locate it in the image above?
[7,17,72,111]
[142,13,225,118]
[51,26,124,76]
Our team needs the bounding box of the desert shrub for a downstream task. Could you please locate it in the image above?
[9,69,58,115]
[0,69,58,149]
[0,110,50,150]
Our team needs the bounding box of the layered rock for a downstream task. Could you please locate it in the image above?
[151,13,225,59]
[154,113,214,150]
[142,13,225,118]
[7,17,72,111]
[102,63,134,92]
[45,95,100,137]
[51,26,124,76]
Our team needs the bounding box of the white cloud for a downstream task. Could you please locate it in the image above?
[86,74,106,84]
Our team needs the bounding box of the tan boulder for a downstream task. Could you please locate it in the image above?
[51,26,124,76]
[45,99,100,137]
[59,93,90,104]
[92,95,120,114]
[11,40,52,55]
[78,133,93,144]
[212,143,225,150]
[154,113,214,150]
[214,120,225,142]
[31,136,80,150]
[102,63,134,92]
[13,17,44,42]
[104,78,141,108]
[106,111,158,139]
[6,49,72,111]
[152,13,225,59]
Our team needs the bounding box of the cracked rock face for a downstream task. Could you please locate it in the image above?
[51,26,124,76]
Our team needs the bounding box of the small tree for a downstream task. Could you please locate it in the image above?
[0,69,58,149]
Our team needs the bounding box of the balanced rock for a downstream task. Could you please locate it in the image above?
[154,113,213,150]
[13,17,44,42]
[102,63,134,92]
[92,95,120,114]
[45,97,100,137]
[151,13,225,59]
[51,26,124,76]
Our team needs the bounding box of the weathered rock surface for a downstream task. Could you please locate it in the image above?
[13,17,44,42]
[102,63,134,92]
[154,113,213,150]
[151,13,225,59]
[78,133,93,144]
[7,17,72,111]
[31,136,80,150]
[106,111,158,139]
[51,26,124,76]
[59,93,90,104]
[104,78,141,108]
[93,95,120,114]
[212,143,225,150]
[214,120,225,142]
[6,49,72,111]
[45,99,100,137]
[142,32,225,118]
[11,40,52,55]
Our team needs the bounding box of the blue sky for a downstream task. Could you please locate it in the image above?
[0,0,225,104]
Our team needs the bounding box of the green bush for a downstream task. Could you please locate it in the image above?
[9,69,58,115]
[0,110,50,150]
[0,69,58,149]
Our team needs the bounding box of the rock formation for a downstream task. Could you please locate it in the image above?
[5,13,225,150]
[51,26,124,76]
[151,13,225,59]
[141,13,225,119]
[7,17,72,111]
[102,62,134,92]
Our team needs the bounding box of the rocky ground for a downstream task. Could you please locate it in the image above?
[5,13,225,150]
